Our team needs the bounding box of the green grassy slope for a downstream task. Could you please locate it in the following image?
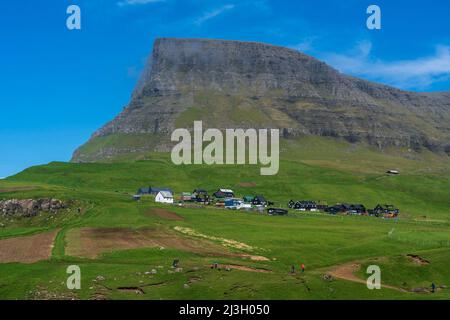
[0,137,449,299]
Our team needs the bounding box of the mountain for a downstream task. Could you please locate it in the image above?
[72,38,450,162]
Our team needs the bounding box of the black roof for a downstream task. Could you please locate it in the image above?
[254,195,266,201]
[137,187,173,194]
[137,187,151,194]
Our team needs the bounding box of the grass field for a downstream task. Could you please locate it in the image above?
[0,137,449,299]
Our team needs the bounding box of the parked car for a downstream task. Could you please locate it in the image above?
[325,206,340,215]
[267,208,288,215]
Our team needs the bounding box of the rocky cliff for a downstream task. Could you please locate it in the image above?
[72,38,450,162]
[0,199,68,218]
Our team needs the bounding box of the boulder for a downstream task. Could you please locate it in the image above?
[0,198,69,217]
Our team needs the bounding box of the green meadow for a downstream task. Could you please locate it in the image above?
[0,137,449,299]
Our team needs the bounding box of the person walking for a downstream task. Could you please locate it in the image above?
[431,282,436,293]
[301,263,305,273]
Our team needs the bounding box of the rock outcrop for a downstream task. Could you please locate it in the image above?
[72,38,450,162]
[0,199,68,217]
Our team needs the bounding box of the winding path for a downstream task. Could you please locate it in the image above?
[327,262,407,292]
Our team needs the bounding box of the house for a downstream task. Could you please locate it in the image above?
[330,203,366,215]
[193,189,208,196]
[293,201,306,211]
[180,192,193,201]
[213,188,234,198]
[238,202,252,210]
[350,204,366,214]
[317,200,328,211]
[243,195,255,203]
[325,203,350,214]
[137,187,173,195]
[224,199,252,210]
[155,191,174,204]
[224,198,241,209]
[386,170,399,175]
[371,204,399,217]
[136,187,151,195]
[252,195,267,206]
[293,200,317,211]
[150,187,173,195]
[307,201,318,212]
[192,189,209,203]
[325,205,341,215]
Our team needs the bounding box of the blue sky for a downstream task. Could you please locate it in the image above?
[1,0,449,178]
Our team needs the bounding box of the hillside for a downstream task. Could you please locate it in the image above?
[3,38,449,300]
[72,38,450,162]
[1,141,450,299]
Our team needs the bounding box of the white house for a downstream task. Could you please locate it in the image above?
[155,191,174,204]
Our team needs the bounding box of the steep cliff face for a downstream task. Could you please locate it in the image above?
[72,38,450,162]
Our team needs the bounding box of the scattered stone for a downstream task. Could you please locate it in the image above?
[322,274,334,282]
[151,269,157,274]
[96,275,105,281]
[183,284,190,289]
[0,198,69,217]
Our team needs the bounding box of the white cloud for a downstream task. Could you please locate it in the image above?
[289,37,319,53]
[117,0,165,7]
[321,41,450,90]
[195,4,235,25]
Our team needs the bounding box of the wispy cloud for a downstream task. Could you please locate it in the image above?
[320,41,450,90]
[195,4,235,25]
[289,37,319,53]
[117,0,165,7]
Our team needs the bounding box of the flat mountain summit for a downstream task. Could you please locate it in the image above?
[72,38,450,162]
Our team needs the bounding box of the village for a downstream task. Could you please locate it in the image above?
[133,186,400,219]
